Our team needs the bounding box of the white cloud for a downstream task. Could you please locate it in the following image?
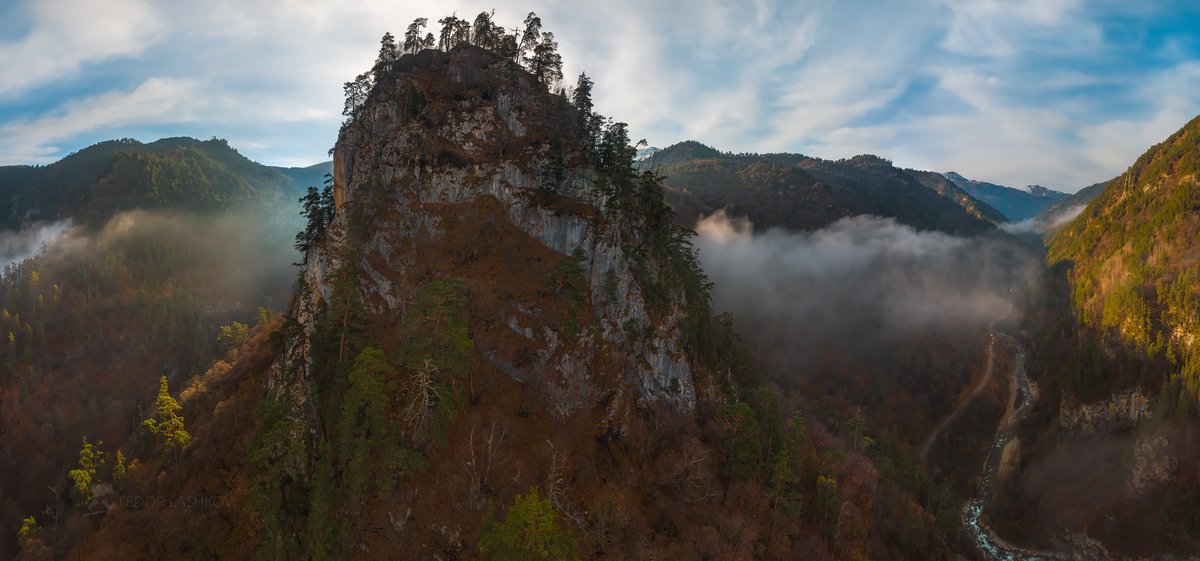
[939,0,1098,57]
[0,0,163,97]
[0,78,198,164]
[0,0,1196,190]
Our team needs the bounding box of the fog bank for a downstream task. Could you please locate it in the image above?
[694,210,1037,369]
[0,219,73,271]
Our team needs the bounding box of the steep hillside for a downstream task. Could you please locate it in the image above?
[648,142,996,236]
[1048,114,1200,398]
[980,115,1200,558]
[1029,179,1109,234]
[0,139,311,559]
[944,171,1068,221]
[18,32,955,561]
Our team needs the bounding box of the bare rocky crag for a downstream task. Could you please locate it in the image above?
[280,45,706,420]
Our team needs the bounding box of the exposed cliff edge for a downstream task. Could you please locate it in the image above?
[283,45,712,419]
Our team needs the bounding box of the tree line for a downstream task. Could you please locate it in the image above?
[342,11,564,129]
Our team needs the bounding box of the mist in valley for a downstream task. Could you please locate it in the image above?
[693,210,1040,376]
[1001,203,1087,235]
[0,200,303,559]
[1,204,302,313]
[0,220,73,272]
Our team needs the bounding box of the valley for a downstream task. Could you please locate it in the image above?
[1,6,1199,561]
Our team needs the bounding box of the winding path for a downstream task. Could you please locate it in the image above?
[961,331,1069,561]
[919,329,999,465]
[919,292,1073,559]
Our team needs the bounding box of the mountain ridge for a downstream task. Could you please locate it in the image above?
[943,170,1069,222]
[0,137,325,230]
[645,140,999,235]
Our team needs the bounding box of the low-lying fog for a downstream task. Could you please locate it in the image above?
[694,210,1038,370]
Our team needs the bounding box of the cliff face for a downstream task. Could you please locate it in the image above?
[286,46,704,417]
[1057,388,1150,433]
[247,45,828,561]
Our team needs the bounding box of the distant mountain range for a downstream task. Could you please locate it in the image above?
[907,169,1009,224]
[1021,179,1110,234]
[943,171,1069,221]
[0,137,331,230]
[643,141,997,236]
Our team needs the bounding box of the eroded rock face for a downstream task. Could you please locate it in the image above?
[281,45,702,416]
[1127,434,1177,496]
[1058,389,1150,433]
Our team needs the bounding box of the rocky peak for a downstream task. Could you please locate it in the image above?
[286,45,718,418]
[1025,184,1064,198]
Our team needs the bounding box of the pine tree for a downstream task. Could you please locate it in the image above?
[472,11,499,50]
[321,173,336,224]
[342,72,373,125]
[497,31,519,62]
[479,487,579,561]
[541,139,566,201]
[296,186,328,256]
[718,401,761,481]
[403,18,429,54]
[529,32,563,88]
[571,73,599,154]
[454,18,471,47]
[113,450,126,483]
[67,437,104,503]
[374,32,399,74]
[597,120,636,184]
[438,14,464,51]
[141,376,191,460]
[519,12,542,64]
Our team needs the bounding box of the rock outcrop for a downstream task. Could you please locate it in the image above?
[282,45,709,418]
[1058,389,1150,433]
[1127,434,1177,496]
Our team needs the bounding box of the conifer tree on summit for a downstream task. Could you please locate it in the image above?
[374,31,399,71]
[403,18,429,54]
[519,12,542,60]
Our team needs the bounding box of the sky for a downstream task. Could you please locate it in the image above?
[1,0,1198,191]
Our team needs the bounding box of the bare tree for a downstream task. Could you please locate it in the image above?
[545,441,588,529]
[464,420,506,508]
[43,484,63,529]
[403,359,439,435]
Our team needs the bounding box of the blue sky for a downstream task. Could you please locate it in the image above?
[1,0,1198,191]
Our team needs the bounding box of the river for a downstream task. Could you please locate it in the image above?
[961,328,1071,561]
